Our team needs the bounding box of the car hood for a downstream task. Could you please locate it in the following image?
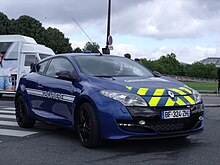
[88,76,193,97]
[87,76,196,107]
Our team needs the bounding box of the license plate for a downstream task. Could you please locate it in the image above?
[161,110,190,119]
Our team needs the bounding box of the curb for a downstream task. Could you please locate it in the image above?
[204,104,220,107]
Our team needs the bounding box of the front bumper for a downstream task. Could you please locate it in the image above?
[98,103,204,140]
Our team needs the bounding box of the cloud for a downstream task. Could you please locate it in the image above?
[1,0,220,40]
[1,0,220,64]
[110,43,219,64]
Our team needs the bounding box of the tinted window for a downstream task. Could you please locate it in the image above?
[0,42,19,60]
[25,55,39,66]
[36,60,49,75]
[46,57,74,78]
[74,56,154,77]
[39,54,51,59]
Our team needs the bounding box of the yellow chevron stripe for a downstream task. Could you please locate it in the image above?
[176,97,186,106]
[137,88,148,96]
[153,89,165,96]
[165,97,175,106]
[126,86,132,90]
[149,97,161,107]
[169,88,186,95]
[184,96,195,105]
[179,87,192,94]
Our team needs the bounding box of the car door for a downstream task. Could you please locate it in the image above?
[25,59,50,111]
[37,57,81,126]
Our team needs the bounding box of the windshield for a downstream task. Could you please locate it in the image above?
[74,55,154,77]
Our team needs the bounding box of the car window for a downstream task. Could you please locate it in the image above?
[25,55,39,66]
[45,57,74,78]
[39,54,51,59]
[36,60,49,75]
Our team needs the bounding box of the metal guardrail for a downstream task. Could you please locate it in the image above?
[166,75,217,83]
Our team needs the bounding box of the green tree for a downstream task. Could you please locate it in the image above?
[0,12,10,35]
[83,42,100,53]
[73,47,82,53]
[0,13,73,54]
[141,53,185,76]
[43,27,73,54]
[12,15,45,43]
[186,62,217,79]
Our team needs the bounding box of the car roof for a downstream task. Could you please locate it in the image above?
[56,53,124,58]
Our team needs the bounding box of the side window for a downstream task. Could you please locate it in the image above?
[25,55,39,66]
[36,60,49,75]
[46,57,74,78]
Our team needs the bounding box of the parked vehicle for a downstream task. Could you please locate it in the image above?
[0,35,55,97]
[15,53,204,148]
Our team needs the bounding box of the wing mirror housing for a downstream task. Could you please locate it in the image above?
[56,71,80,82]
[152,71,161,77]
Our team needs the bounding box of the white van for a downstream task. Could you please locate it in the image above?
[0,35,55,97]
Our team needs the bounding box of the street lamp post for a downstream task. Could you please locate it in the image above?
[102,0,111,54]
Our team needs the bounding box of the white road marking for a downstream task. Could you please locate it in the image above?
[0,107,39,139]
[0,129,38,137]
[1,107,15,111]
[0,114,16,119]
[0,121,18,126]
[0,110,15,114]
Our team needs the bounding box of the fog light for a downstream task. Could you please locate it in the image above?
[139,120,145,125]
[199,116,204,121]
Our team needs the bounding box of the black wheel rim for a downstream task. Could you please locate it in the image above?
[78,108,92,144]
[16,99,26,124]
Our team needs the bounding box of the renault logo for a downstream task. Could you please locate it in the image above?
[168,91,175,98]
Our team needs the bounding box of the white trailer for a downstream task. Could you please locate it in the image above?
[0,35,55,97]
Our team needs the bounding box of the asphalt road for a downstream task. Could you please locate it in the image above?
[0,97,220,165]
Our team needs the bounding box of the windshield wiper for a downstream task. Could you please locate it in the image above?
[95,75,115,80]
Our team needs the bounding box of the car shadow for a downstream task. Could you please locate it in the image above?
[33,121,203,153]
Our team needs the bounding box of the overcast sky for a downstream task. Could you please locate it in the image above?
[1,0,220,63]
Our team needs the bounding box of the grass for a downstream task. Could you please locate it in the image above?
[183,81,218,91]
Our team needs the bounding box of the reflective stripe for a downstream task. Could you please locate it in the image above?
[176,97,186,106]
[165,98,175,106]
[26,88,75,103]
[125,86,132,90]
[137,88,148,96]
[153,89,165,96]
[184,96,195,104]
[179,87,192,94]
[169,88,186,95]
[149,97,161,107]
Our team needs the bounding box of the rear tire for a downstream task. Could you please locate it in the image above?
[76,102,101,148]
[15,96,36,128]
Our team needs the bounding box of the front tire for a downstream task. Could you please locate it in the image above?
[76,102,101,148]
[15,96,36,128]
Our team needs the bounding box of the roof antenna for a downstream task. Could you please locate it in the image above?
[72,17,102,55]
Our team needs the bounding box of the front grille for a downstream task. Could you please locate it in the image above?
[145,118,198,133]
[117,111,203,134]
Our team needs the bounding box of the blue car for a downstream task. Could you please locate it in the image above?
[15,53,204,148]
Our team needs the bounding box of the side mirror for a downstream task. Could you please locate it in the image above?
[30,63,35,70]
[56,71,79,82]
[30,63,37,72]
[152,71,161,77]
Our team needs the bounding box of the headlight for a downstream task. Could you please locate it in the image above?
[192,89,202,104]
[100,90,148,107]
